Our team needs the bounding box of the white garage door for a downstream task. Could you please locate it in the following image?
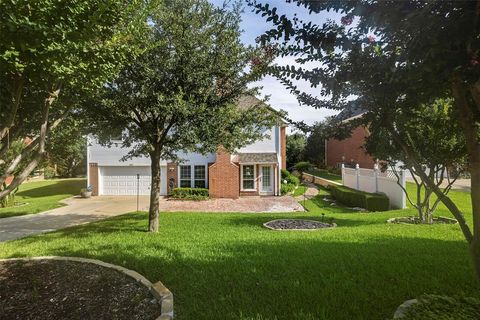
[100,166,167,196]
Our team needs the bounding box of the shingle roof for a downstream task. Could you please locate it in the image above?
[335,101,366,122]
[236,95,288,126]
[236,152,278,164]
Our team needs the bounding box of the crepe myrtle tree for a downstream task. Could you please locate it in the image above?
[0,0,148,200]
[365,99,468,224]
[249,0,480,279]
[88,0,280,232]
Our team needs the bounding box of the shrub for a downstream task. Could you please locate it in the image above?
[281,183,296,195]
[281,169,300,186]
[285,174,300,186]
[329,185,389,211]
[170,187,209,200]
[43,166,56,179]
[294,161,312,172]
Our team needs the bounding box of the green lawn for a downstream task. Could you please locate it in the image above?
[0,178,86,219]
[307,169,342,183]
[292,184,307,197]
[0,180,477,319]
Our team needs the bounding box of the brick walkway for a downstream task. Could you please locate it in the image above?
[295,182,319,201]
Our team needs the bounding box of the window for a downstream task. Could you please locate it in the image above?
[194,165,206,188]
[179,165,191,188]
[241,165,255,190]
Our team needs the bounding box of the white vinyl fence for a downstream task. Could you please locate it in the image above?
[342,164,406,209]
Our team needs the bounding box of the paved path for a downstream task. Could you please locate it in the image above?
[295,182,319,201]
[0,195,302,242]
[406,178,471,192]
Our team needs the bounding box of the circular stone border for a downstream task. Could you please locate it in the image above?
[0,256,174,320]
[393,299,418,318]
[263,219,337,231]
[387,216,458,225]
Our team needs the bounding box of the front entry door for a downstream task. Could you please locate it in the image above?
[260,165,273,194]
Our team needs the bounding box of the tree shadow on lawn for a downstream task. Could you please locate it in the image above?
[2,221,478,320]
[16,179,86,198]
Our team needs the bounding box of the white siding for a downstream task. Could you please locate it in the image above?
[237,127,277,153]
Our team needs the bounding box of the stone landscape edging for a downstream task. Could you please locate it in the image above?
[263,219,337,231]
[386,216,458,225]
[0,256,174,320]
[393,299,418,318]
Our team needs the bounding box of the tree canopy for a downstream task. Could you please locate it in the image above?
[250,0,480,278]
[0,0,148,199]
[88,0,279,232]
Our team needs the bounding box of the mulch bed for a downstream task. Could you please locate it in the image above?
[0,259,162,320]
[264,219,336,230]
[387,216,458,225]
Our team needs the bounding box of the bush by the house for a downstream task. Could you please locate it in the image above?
[170,188,209,200]
[281,183,296,195]
[294,161,313,172]
[281,169,300,186]
[329,184,389,211]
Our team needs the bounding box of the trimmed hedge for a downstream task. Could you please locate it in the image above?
[170,187,209,200]
[329,184,389,211]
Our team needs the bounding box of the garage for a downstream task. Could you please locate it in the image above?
[98,166,167,196]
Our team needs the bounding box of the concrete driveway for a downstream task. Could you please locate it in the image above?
[0,196,150,242]
[0,195,302,242]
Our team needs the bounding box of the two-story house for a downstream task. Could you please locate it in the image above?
[87,96,287,199]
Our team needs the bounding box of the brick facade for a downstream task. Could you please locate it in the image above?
[280,126,287,169]
[88,163,99,196]
[326,125,375,168]
[208,149,240,199]
[166,162,177,195]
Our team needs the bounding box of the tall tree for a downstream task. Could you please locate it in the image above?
[366,99,467,223]
[45,117,87,178]
[250,1,480,277]
[88,0,278,232]
[0,0,147,199]
[286,132,306,168]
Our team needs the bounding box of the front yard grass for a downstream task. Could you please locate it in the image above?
[0,178,86,219]
[0,182,477,319]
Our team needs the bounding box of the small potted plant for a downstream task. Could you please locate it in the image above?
[80,185,93,198]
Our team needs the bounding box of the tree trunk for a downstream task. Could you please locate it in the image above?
[0,85,61,200]
[148,145,162,232]
[452,73,480,279]
[470,158,480,278]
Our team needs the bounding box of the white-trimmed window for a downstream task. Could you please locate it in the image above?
[179,165,191,188]
[194,165,206,188]
[241,165,256,191]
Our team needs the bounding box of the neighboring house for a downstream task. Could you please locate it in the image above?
[87,96,287,199]
[325,104,375,168]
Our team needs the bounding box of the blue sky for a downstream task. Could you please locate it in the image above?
[210,0,341,130]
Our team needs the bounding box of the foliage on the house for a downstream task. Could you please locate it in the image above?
[329,185,389,212]
[170,188,209,200]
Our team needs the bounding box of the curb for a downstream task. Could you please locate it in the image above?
[0,256,174,320]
